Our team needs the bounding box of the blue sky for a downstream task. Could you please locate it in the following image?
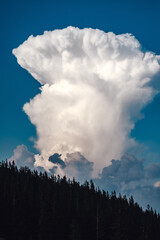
[1,0,160,160]
[1,0,160,210]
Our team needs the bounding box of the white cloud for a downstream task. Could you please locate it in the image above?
[13,27,160,176]
[154,181,160,188]
[8,144,35,169]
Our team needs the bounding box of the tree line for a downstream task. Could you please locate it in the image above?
[0,160,160,240]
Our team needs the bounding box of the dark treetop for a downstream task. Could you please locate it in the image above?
[0,161,160,240]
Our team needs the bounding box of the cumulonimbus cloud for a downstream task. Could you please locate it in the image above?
[12,27,160,176]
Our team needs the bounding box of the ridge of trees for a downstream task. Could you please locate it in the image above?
[0,160,160,240]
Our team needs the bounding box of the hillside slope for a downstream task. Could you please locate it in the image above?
[0,161,160,240]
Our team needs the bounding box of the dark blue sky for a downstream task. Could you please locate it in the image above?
[1,0,160,162]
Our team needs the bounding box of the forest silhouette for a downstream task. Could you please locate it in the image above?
[0,161,160,240]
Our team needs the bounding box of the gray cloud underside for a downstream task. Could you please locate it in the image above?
[9,145,160,211]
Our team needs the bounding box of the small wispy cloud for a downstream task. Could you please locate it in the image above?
[154,181,160,188]
[8,144,35,169]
